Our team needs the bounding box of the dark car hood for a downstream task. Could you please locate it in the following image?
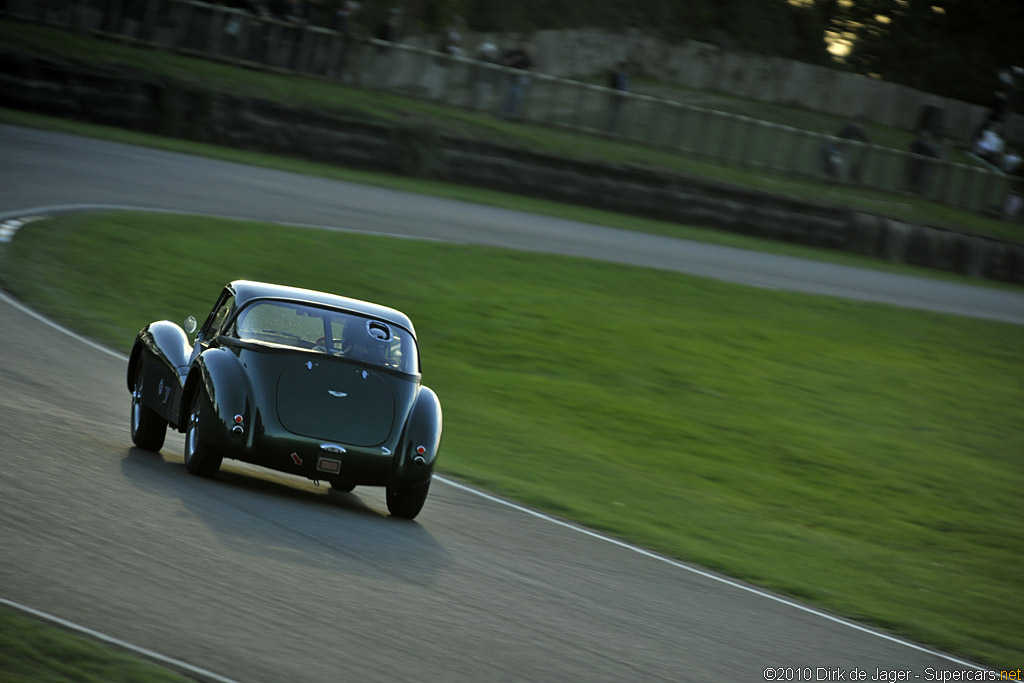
[277,358,396,446]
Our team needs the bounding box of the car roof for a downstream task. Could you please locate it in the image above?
[228,280,416,338]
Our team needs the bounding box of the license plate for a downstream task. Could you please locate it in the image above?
[317,457,341,474]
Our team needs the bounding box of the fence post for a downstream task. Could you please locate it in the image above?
[961,168,981,211]
[978,170,1004,214]
[171,0,192,51]
[735,116,756,169]
[138,0,159,42]
[692,108,711,160]
[570,81,587,130]
[73,0,90,31]
[784,129,806,177]
[207,4,224,55]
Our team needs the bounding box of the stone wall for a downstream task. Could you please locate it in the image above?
[2,47,1022,285]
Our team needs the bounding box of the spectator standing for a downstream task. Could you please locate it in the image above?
[606,61,630,133]
[1003,148,1022,175]
[284,0,309,23]
[438,15,466,58]
[375,7,400,52]
[221,0,260,57]
[835,115,870,183]
[991,66,1023,122]
[429,15,466,99]
[905,128,942,195]
[1003,147,1024,221]
[332,1,360,79]
[472,42,502,110]
[371,7,401,87]
[819,138,844,182]
[334,0,359,34]
[223,0,271,62]
[500,41,535,118]
[267,0,289,20]
[820,115,870,183]
[973,122,1006,165]
[972,66,1022,143]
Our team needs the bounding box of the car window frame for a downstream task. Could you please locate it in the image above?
[198,289,236,348]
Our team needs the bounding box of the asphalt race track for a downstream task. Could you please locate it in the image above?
[0,124,1007,681]
[3,125,1024,325]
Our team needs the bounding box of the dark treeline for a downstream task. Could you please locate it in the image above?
[833,0,1024,110]
[393,0,836,63]
[299,0,1024,109]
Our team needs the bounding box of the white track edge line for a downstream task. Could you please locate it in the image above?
[0,289,126,360]
[434,476,985,670]
[0,210,988,671]
[0,597,240,683]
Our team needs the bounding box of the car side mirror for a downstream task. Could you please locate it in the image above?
[184,316,197,335]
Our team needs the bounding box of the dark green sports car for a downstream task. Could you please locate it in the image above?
[127,280,442,519]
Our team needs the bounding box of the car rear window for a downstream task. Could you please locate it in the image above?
[229,300,418,374]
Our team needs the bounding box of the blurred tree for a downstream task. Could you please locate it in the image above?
[458,0,829,63]
[840,0,1024,107]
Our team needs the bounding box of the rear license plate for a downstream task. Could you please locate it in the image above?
[317,457,342,474]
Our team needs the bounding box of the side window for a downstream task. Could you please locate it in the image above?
[201,294,235,341]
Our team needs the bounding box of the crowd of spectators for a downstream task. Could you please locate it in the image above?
[210,1,542,118]
[972,121,1021,176]
[973,66,1024,219]
[207,0,1020,219]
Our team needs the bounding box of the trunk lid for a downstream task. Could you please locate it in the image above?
[277,358,396,446]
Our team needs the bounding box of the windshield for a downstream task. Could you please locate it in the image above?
[228,299,418,374]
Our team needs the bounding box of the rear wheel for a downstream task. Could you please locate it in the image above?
[386,479,430,520]
[130,365,167,452]
[184,390,222,478]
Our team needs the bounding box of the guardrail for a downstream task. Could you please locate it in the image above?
[3,0,1015,215]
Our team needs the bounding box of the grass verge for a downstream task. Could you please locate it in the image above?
[1,210,1020,666]
[0,605,190,682]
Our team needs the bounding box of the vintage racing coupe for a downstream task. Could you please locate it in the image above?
[127,280,442,519]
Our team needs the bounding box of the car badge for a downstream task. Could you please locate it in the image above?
[361,370,368,379]
[306,361,313,370]
[290,452,303,465]
[328,390,347,398]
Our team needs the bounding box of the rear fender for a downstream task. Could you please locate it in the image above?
[127,321,191,426]
[393,386,442,487]
[181,348,251,450]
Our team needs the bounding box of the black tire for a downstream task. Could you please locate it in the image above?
[184,389,222,478]
[130,365,167,452]
[386,479,430,520]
